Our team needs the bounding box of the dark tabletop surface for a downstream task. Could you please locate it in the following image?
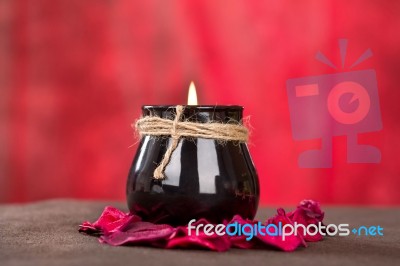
[0,199,399,266]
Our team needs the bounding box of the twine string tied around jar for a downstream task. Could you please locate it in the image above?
[134,105,249,180]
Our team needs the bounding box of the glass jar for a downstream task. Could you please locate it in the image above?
[126,105,259,226]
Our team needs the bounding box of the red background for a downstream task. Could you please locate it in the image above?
[1,0,399,205]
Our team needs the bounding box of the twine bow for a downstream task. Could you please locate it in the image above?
[135,105,249,180]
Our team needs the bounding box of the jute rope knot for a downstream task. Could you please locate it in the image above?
[135,105,249,180]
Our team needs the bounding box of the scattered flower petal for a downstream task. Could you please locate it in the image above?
[287,200,325,242]
[79,200,328,252]
[79,206,140,235]
[100,222,175,246]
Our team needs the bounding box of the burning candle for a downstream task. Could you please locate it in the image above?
[187,81,198,105]
[127,83,259,225]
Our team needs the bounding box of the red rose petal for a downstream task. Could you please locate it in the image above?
[166,226,231,252]
[79,200,328,252]
[79,206,140,235]
[287,200,325,242]
[100,222,175,246]
[260,208,306,251]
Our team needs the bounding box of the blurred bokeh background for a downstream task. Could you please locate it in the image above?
[0,0,399,205]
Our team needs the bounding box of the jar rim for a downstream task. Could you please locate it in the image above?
[142,105,243,111]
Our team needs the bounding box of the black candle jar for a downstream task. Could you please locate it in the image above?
[127,105,259,226]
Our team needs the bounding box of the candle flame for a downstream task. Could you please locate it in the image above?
[187,81,198,105]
